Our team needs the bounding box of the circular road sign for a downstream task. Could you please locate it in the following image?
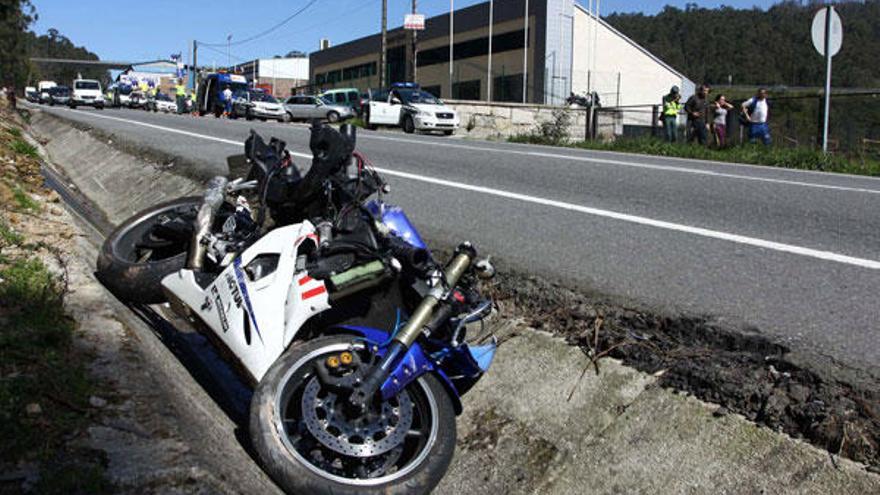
[811,7,843,57]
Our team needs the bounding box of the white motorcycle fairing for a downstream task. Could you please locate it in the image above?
[161,221,331,382]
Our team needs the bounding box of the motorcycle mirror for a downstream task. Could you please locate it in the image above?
[474,257,496,279]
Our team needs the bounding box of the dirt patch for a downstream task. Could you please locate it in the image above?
[484,269,880,470]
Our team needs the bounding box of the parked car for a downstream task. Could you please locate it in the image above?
[231,90,287,122]
[70,79,104,109]
[151,93,178,113]
[24,86,38,102]
[364,82,460,135]
[47,86,71,106]
[283,94,354,123]
[318,87,362,115]
[110,83,133,108]
[37,80,57,104]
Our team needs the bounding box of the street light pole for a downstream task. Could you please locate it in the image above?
[487,0,493,102]
[449,0,454,98]
[412,0,418,82]
[522,0,529,103]
[380,0,388,88]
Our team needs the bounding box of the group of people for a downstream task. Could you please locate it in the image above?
[661,85,771,147]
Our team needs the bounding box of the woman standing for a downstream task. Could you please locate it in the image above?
[711,94,734,147]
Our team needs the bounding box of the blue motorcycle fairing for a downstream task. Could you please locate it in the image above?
[338,325,466,414]
[365,201,427,249]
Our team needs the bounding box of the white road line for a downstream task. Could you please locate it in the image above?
[362,134,880,195]
[46,107,880,270]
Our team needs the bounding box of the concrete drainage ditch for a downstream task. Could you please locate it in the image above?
[26,107,880,494]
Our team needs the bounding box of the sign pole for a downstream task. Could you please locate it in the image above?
[487,0,493,102]
[821,5,832,153]
[449,0,454,98]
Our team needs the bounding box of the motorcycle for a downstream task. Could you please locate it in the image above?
[95,122,497,494]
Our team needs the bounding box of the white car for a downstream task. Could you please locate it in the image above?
[70,79,104,109]
[365,85,459,135]
[233,91,287,122]
[155,94,178,113]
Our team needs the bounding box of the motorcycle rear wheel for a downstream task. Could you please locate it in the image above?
[250,335,456,495]
[95,196,200,304]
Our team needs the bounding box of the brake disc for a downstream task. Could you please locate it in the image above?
[301,377,413,458]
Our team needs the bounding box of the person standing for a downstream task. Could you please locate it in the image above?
[684,84,710,145]
[741,88,771,145]
[711,94,734,147]
[175,79,187,114]
[222,85,233,117]
[660,86,682,143]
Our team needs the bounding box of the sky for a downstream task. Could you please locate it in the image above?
[31,0,777,64]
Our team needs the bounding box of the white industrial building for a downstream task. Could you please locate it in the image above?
[310,0,693,123]
[229,56,309,97]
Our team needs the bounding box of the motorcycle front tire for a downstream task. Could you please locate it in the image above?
[249,335,457,495]
[95,196,200,304]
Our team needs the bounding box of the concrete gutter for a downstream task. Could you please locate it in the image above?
[27,108,879,494]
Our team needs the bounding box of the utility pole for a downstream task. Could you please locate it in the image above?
[380,0,388,88]
[191,40,198,92]
[226,35,232,69]
[522,0,528,103]
[449,0,454,97]
[487,0,494,101]
[411,0,418,82]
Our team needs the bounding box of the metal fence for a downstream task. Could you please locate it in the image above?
[587,91,880,158]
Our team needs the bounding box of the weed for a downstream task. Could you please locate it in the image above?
[9,138,38,159]
[0,257,96,466]
[509,134,880,176]
[10,183,40,211]
[0,219,23,247]
[6,127,22,138]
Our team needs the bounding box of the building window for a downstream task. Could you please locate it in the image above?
[422,85,441,98]
[493,74,523,103]
[452,80,481,100]
[417,29,527,68]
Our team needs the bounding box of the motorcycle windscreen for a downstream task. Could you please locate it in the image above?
[366,201,427,249]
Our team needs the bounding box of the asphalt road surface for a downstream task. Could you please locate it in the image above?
[32,105,880,373]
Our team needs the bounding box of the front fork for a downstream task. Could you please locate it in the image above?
[347,242,477,410]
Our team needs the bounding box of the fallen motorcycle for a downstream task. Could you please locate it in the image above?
[95,122,497,494]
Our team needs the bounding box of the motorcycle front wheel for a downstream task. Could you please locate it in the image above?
[250,335,456,495]
[95,196,200,304]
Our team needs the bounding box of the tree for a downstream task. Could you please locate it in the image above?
[0,0,36,88]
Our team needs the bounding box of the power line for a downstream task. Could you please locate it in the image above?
[199,0,320,47]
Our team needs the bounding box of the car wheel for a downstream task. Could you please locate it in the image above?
[246,110,254,121]
[276,117,285,123]
[443,130,454,136]
[364,109,378,130]
[402,115,416,134]
[283,113,292,123]
[326,111,340,123]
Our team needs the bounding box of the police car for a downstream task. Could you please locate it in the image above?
[364,82,459,135]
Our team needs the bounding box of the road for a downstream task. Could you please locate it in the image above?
[32,105,880,373]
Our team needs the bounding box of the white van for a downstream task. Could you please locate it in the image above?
[37,81,57,104]
[70,79,104,109]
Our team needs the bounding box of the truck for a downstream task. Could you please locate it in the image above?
[37,81,57,104]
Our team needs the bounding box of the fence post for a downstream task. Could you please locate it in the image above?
[652,105,659,138]
[591,108,599,140]
[584,106,591,142]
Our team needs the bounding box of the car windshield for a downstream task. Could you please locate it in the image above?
[250,92,277,103]
[117,86,133,95]
[320,96,333,105]
[156,93,172,101]
[75,81,100,90]
[397,89,441,105]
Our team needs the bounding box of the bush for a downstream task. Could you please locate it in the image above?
[512,109,572,145]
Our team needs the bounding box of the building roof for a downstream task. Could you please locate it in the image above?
[574,2,692,84]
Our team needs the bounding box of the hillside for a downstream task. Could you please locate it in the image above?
[605,1,880,88]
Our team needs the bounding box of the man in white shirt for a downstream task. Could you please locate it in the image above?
[741,88,771,145]
[222,86,233,117]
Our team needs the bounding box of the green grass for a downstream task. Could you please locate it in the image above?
[8,138,38,159]
[509,135,880,176]
[10,183,40,211]
[348,117,367,129]
[6,127,22,138]
[0,219,23,246]
[0,255,109,491]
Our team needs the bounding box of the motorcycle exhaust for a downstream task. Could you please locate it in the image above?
[187,176,228,270]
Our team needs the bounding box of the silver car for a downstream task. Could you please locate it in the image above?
[283,95,354,123]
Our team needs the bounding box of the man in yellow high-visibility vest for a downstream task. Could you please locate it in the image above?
[175,79,186,114]
[661,86,683,143]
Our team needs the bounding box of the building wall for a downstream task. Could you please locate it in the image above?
[257,58,308,80]
[572,6,693,125]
